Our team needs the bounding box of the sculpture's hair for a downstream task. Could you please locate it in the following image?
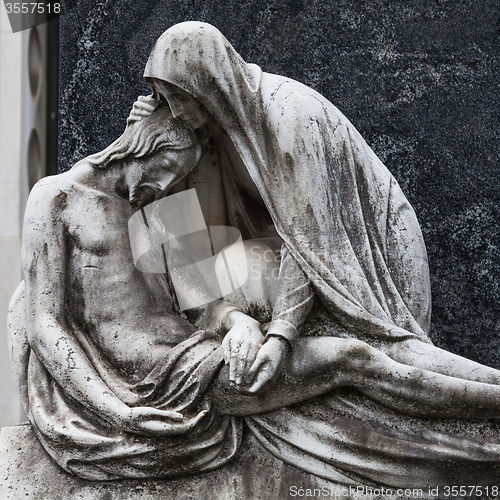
[83,99,197,169]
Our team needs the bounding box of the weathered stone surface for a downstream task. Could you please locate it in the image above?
[0,424,340,500]
[6,6,499,497]
[14,22,500,486]
[58,1,500,369]
[4,423,500,500]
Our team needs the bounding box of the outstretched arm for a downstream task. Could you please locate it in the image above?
[22,180,204,436]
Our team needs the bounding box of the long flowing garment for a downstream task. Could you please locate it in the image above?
[8,283,242,480]
[143,22,500,487]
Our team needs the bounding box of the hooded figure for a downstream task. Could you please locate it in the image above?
[144,22,432,348]
[141,22,500,487]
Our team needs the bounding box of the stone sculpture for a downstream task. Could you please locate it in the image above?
[8,21,500,488]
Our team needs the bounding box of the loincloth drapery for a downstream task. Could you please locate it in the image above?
[8,282,242,481]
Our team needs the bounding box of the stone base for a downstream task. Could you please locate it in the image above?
[0,423,345,500]
[3,423,480,500]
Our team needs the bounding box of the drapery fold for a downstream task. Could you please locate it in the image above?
[8,282,242,481]
[145,22,431,344]
[143,22,500,487]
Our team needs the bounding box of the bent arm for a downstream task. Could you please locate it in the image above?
[265,245,314,347]
[201,299,244,337]
[244,246,314,392]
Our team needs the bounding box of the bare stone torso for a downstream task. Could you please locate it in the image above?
[62,179,196,379]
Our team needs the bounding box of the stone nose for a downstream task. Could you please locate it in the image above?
[167,99,183,119]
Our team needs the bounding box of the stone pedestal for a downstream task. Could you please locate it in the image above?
[8,423,487,500]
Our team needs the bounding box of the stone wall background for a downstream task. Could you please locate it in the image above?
[59,0,500,367]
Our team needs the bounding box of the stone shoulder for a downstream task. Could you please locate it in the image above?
[23,170,81,229]
[26,168,85,214]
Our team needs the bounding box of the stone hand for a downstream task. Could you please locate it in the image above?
[244,336,288,393]
[120,406,208,437]
[127,95,159,123]
[222,316,264,386]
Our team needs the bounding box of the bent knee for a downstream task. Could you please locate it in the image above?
[338,339,380,369]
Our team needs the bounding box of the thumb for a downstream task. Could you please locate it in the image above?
[160,410,184,421]
[246,352,267,383]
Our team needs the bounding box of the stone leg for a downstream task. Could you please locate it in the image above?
[383,337,500,385]
[212,336,500,420]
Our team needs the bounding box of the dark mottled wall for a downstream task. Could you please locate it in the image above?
[59,0,500,366]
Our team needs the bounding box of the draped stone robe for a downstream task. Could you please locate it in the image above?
[8,21,500,487]
[145,22,500,487]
